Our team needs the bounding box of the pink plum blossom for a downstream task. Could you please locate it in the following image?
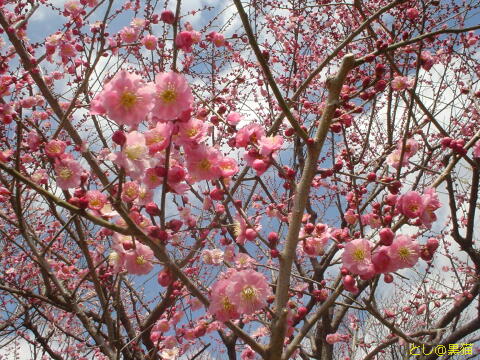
[141,35,158,50]
[226,269,271,315]
[91,70,155,128]
[342,238,374,276]
[54,155,84,190]
[145,122,172,154]
[45,140,67,158]
[152,72,193,121]
[124,243,154,275]
[176,118,209,146]
[208,279,239,322]
[235,124,265,148]
[185,144,223,181]
[396,191,424,219]
[388,235,420,271]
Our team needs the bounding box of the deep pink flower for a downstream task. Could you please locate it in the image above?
[152,72,193,121]
[397,191,424,219]
[121,181,140,202]
[91,70,155,128]
[124,243,154,275]
[388,235,420,271]
[372,247,392,274]
[208,279,239,322]
[226,269,271,315]
[342,238,374,276]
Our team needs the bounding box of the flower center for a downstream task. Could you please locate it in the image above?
[353,248,366,261]
[186,128,198,137]
[160,85,177,103]
[222,297,235,311]
[199,158,211,171]
[136,255,146,265]
[59,167,72,180]
[120,91,138,109]
[125,145,145,160]
[241,286,257,302]
[146,134,164,145]
[398,247,410,261]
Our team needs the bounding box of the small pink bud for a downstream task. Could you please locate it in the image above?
[379,228,394,246]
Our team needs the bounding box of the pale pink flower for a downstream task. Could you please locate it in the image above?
[45,140,67,158]
[185,144,223,181]
[420,188,441,228]
[391,76,414,91]
[176,118,209,146]
[54,155,83,189]
[388,235,420,271]
[85,190,107,211]
[64,1,82,17]
[402,138,419,157]
[258,135,283,157]
[124,243,154,275]
[209,279,239,322]
[386,149,410,169]
[420,51,435,71]
[110,131,148,178]
[31,169,48,184]
[235,253,256,270]
[344,209,357,225]
[143,167,163,189]
[397,191,424,219]
[152,72,193,121]
[145,122,172,154]
[26,131,41,151]
[119,26,140,43]
[342,238,374,276]
[202,249,224,265]
[226,112,242,125]
[121,181,140,202]
[235,124,265,148]
[473,140,480,158]
[227,269,271,315]
[218,157,239,178]
[91,70,155,128]
[326,333,349,344]
[141,35,157,50]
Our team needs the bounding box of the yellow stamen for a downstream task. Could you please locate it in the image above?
[120,91,138,109]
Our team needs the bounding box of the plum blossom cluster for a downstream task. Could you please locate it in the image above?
[89,70,238,187]
[341,233,440,293]
[233,123,283,175]
[209,269,271,321]
[396,188,441,228]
